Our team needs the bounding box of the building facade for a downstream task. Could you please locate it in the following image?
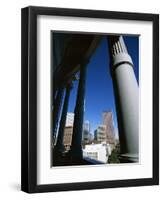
[62,113,74,151]
[94,125,107,143]
[82,120,92,144]
[65,112,74,127]
[103,111,116,148]
[63,126,73,151]
[83,143,111,163]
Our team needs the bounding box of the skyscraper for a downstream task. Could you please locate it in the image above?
[94,125,107,143]
[82,120,92,144]
[103,111,115,148]
[63,113,74,151]
[65,113,74,126]
[83,120,90,133]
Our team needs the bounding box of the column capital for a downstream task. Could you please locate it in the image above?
[107,35,133,71]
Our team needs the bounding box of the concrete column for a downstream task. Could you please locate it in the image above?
[107,35,139,162]
[70,60,88,159]
[55,84,72,153]
[52,86,64,140]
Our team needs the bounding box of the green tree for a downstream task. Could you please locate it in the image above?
[108,143,120,163]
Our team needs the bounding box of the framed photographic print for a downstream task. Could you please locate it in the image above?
[21,6,159,193]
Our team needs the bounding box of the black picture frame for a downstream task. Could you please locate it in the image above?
[21,6,159,193]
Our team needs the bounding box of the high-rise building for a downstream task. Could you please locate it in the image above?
[83,120,90,133]
[63,126,73,151]
[63,113,74,151]
[82,120,91,144]
[94,125,107,143]
[103,111,115,148]
[65,113,74,126]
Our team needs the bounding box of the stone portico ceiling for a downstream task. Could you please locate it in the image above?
[53,34,102,87]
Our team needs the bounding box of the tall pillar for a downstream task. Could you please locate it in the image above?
[107,35,139,163]
[52,86,64,140]
[55,84,72,153]
[70,60,88,160]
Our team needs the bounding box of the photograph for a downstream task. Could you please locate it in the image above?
[51,32,139,167]
[21,6,159,193]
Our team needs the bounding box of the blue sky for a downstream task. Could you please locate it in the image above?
[67,35,139,138]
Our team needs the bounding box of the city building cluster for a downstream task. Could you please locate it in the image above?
[56,111,117,163]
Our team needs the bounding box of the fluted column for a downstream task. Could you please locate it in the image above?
[70,60,88,159]
[107,35,139,163]
[55,84,72,153]
[52,87,64,140]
